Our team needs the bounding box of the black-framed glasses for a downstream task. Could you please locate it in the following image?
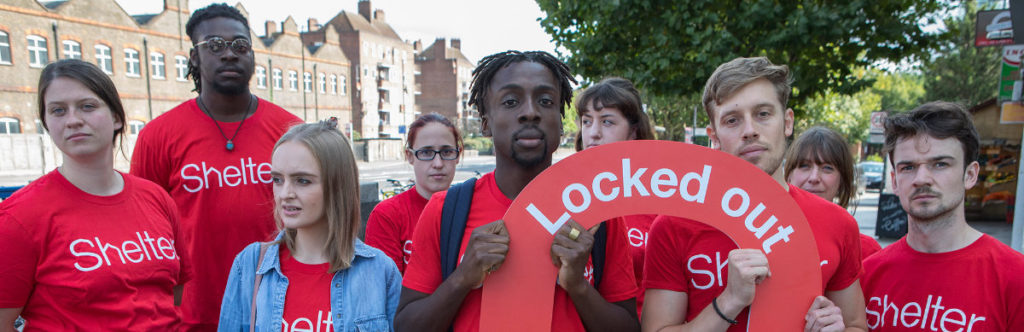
[195,37,251,54]
[412,148,460,161]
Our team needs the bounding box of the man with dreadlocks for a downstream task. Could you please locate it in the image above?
[130,4,300,330]
[396,51,641,332]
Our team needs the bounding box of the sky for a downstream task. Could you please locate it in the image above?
[114,0,560,63]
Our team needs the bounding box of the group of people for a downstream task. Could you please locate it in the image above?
[0,3,1021,332]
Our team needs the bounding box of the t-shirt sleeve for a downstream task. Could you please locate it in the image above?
[827,212,862,291]
[130,125,171,190]
[597,217,640,303]
[365,200,406,273]
[401,193,445,294]
[0,212,38,307]
[643,216,689,292]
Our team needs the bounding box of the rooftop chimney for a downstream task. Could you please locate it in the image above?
[358,0,372,21]
[373,9,385,23]
[265,20,277,36]
[451,38,461,50]
[308,18,320,31]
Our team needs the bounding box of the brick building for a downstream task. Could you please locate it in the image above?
[0,0,352,133]
[320,0,417,138]
[414,37,476,134]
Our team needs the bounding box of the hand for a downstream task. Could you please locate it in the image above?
[454,220,509,288]
[719,249,770,309]
[804,296,844,332]
[550,220,600,294]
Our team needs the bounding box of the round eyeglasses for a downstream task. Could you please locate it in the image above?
[412,148,460,161]
[195,37,252,54]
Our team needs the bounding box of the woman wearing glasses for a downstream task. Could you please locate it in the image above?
[365,113,463,273]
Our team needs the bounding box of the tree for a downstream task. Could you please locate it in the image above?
[537,0,949,139]
[920,2,999,108]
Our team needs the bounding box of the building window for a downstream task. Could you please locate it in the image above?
[175,55,188,81]
[380,67,390,82]
[27,35,48,68]
[288,70,298,91]
[124,48,140,77]
[0,31,10,65]
[128,120,145,135]
[150,52,165,79]
[63,40,81,60]
[255,66,266,89]
[95,45,112,74]
[329,75,337,95]
[318,73,326,94]
[303,72,312,93]
[0,117,20,134]
[272,68,283,90]
[340,76,347,95]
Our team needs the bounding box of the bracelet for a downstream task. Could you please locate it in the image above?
[712,297,738,325]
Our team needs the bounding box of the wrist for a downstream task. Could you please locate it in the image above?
[716,292,747,317]
[712,297,739,325]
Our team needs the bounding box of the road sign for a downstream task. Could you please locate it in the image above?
[870,112,887,134]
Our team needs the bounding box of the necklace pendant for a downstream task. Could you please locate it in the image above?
[226,140,235,151]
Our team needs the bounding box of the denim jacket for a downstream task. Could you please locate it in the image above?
[218,233,401,332]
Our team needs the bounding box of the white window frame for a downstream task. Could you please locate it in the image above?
[340,76,347,96]
[288,70,298,91]
[0,117,20,134]
[62,40,81,60]
[303,72,312,93]
[272,68,283,90]
[175,55,188,81]
[0,31,11,65]
[124,48,140,77]
[150,52,165,79]
[27,35,48,68]
[255,66,266,89]
[128,120,145,135]
[329,75,337,95]
[95,45,112,74]
[317,73,326,94]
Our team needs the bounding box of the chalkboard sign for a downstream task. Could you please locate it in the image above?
[876,193,908,238]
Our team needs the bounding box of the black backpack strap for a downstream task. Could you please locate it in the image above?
[591,221,607,290]
[440,177,477,281]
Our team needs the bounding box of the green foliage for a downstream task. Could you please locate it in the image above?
[866,154,884,162]
[647,93,704,142]
[562,91,580,137]
[464,137,493,155]
[920,2,999,108]
[798,68,926,144]
[537,0,949,123]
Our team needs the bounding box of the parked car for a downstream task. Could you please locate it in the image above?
[857,161,884,192]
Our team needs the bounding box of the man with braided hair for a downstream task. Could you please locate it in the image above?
[130,4,299,330]
[396,51,641,332]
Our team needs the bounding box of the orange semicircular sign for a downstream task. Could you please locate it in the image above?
[480,140,821,331]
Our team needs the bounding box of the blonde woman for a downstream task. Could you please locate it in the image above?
[218,120,401,331]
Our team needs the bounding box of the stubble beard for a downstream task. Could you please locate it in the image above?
[511,143,549,168]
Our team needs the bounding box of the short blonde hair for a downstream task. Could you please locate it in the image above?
[274,120,360,272]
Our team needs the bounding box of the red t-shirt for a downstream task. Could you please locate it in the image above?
[402,172,639,332]
[0,170,190,330]
[860,234,882,260]
[623,214,657,316]
[644,184,862,331]
[365,186,430,274]
[131,98,301,330]
[862,235,1024,332]
[279,246,334,332]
